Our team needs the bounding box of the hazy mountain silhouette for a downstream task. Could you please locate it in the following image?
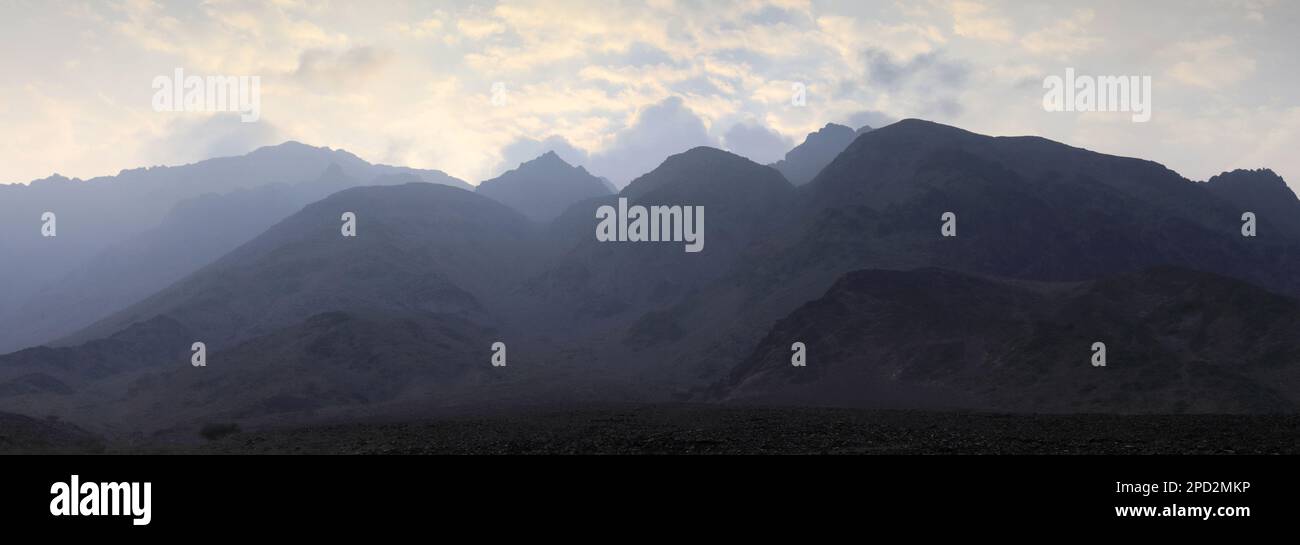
[720,267,1300,413]
[522,147,792,338]
[0,143,468,351]
[475,151,613,222]
[769,123,866,185]
[6,119,1300,435]
[0,165,364,353]
[64,183,542,350]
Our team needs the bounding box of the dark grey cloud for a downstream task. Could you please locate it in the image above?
[864,49,969,90]
[292,46,394,88]
[860,48,970,118]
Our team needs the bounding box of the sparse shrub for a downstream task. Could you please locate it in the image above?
[199,422,240,441]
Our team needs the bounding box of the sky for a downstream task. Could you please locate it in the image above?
[1,0,1297,188]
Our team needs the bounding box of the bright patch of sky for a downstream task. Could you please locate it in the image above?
[1,0,1297,188]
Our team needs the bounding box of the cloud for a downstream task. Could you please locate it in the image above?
[723,121,792,164]
[393,17,445,39]
[1234,0,1277,22]
[860,48,970,117]
[949,0,1014,42]
[845,110,897,130]
[292,46,394,88]
[1165,36,1257,89]
[865,49,966,89]
[456,17,506,39]
[142,114,284,166]
[3,0,1298,195]
[492,135,591,177]
[1021,9,1100,57]
[587,96,719,187]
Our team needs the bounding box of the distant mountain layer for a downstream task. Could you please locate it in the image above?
[770,123,867,185]
[0,143,468,352]
[63,182,543,350]
[475,151,613,222]
[525,146,793,336]
[0,165,358,354]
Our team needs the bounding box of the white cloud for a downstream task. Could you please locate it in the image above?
[393,17,445,39]
[949,0,1013,42]
[1021,9,1100,57]
[0,0,1296,195]
[588,97,719,186]
[456,17,506,39]
[1165,36,1257,89]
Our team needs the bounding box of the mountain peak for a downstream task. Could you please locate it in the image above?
[770,124,860,185]
[476,150,613,222]
[260,140,318,152]
[29,173,78,186]
[1206,168,1288,190]
[679,145,745,160]
[524,150,572,168]
[648,146,760,174]
[1204,168,1300,236]
[818,122,853,133]
[622,146,790,201]
[879,118,968,133]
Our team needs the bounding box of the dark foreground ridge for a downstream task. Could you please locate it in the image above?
[109,405,1300,455]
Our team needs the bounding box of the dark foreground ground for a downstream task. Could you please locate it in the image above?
[5,405,1299,454]
[109,406,1300,454]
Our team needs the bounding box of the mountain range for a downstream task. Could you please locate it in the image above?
[0,143,468,354]
[3,118,1300,436]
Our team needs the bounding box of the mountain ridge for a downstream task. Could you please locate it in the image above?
[6,118,1300,435]
[475,151,614,222]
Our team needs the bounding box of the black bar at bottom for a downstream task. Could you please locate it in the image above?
[5,455,1289,534]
